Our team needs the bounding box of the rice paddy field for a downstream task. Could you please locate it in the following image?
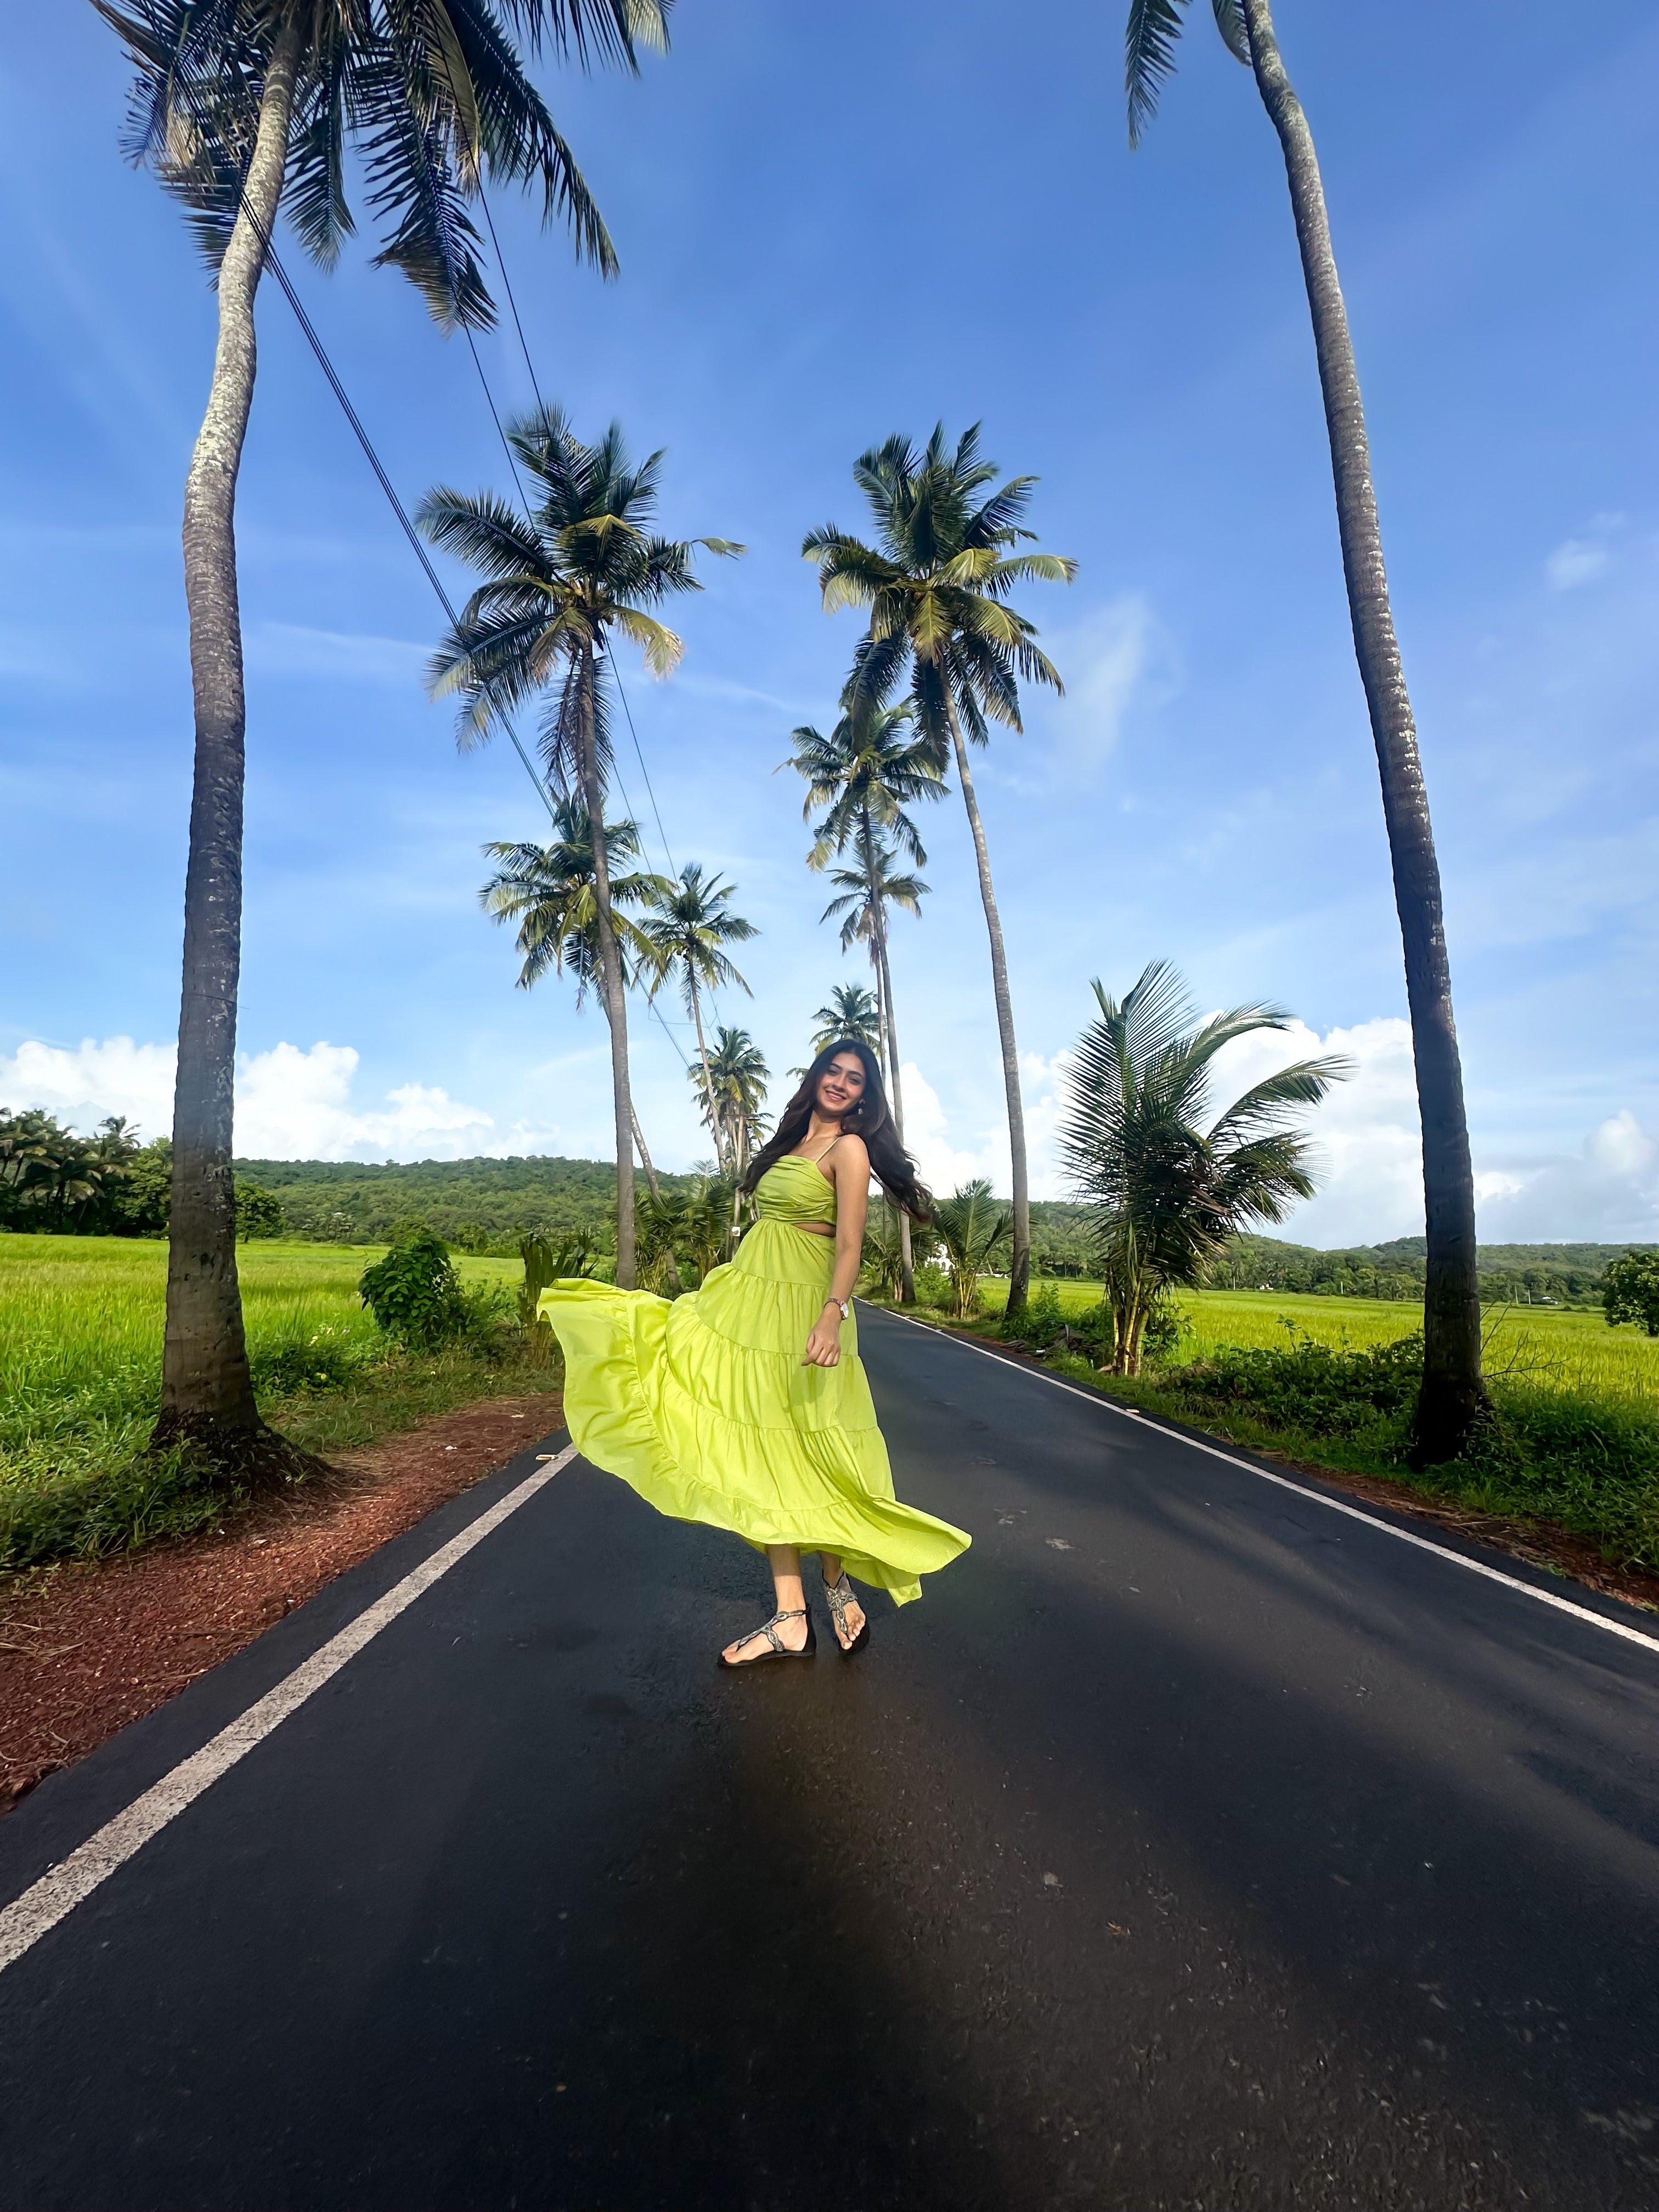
[0,1233,526,1497]
[976,1279,1659,1408]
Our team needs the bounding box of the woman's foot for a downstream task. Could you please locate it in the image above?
[821,1571,869,1656]
[718,1607,815,1666]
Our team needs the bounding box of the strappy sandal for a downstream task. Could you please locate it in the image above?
[822,1572,871,1658]
[716,1606,816,1669]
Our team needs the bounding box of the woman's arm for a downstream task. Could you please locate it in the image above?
[802,1138,870,1367]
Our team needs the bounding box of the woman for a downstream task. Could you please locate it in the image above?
[539,1038,969,1665]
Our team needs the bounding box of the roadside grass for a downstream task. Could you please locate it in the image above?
[973,1280,1659,1405]
[874,1278,1659,1575]
[0,1235,553,1571]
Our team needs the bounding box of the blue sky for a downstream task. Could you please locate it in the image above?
[3,1,1656,1245]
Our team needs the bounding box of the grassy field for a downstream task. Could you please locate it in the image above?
[0,1235,547,1566]
[973,1279,1659,1407]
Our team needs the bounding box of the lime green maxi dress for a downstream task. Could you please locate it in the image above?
[537,1154,969,1605]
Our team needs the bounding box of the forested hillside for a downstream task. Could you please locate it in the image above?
[230,1154,706,1247]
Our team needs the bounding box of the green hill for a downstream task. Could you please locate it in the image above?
[232,1153,705,1248]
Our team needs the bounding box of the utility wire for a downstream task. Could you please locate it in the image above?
[251,210,694,1076]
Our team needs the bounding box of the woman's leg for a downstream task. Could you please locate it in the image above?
[819,1551,867,1651]
[720,1545,810,1662]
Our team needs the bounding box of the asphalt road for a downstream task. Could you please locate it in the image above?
[3,1307,1658,2210]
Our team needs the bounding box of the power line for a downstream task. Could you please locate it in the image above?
[253,218,693,1077]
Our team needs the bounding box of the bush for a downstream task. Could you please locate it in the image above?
[234,1180,287,1240]
[913,1263,952,1309]
[358,1227,467,1348]
[1173,1325,1423,1441]
[1003,1282,1065,1344]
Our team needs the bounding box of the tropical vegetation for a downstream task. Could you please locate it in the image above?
[421,404,741,1293]
[1056,962,1348,1373]
[1124,0,1486,1464]
[805,425,1074,1319]
[93,0,655,1479]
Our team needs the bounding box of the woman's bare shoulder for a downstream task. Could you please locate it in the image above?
[832,1130,871,1173]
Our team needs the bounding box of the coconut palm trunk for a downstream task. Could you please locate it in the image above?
[156,22,302,1453]
[1239,0,1485,1462]
[941,694,1032,1317]
[685,974,726,1177]
[578,641,636,1289]
[864,818,916,1302]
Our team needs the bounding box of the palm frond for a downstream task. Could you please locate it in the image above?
[1126,0,1190,148]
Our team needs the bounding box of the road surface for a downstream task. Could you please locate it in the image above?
[2,1307,1657,2209]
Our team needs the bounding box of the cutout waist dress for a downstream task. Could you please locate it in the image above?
[537,1156,969,1605]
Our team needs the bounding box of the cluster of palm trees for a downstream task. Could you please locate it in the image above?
[95,0,1490,1472]
[0,1112,159,1233]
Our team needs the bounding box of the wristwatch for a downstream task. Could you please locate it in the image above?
[826,1297,850,1320]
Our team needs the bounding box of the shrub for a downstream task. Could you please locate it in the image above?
[234,1180,286,1240]
[1604,1251,1659,1337]
[1003,1282,1065,1344]
[359,1227,467,1348]
[1172,1325,1424,1441]
[913,1263,952,1309]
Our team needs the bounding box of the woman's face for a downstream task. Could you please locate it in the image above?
[816,1051,867,1120]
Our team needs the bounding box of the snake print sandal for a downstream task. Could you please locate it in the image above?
[822,1572,871,1658]
[717,1606,816,1668]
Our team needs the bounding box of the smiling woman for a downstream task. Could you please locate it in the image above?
[538,1038,968,1666]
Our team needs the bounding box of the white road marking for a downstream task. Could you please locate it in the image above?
[0,1442,578,1978]
[873,1306,1659,1660]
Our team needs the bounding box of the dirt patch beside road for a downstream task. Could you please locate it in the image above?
[0,1392,563,1813]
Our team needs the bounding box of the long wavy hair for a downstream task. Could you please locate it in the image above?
[742,1038,932,1220]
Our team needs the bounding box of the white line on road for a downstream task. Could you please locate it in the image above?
[874,1307,1659,1660]
[0,1442,579,1978]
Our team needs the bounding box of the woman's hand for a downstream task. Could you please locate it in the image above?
[802,1305,843,1368]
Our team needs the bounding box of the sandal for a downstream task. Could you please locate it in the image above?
[717,1606,816,1668]
[822,1572,870,1658]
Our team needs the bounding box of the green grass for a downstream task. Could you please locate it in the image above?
[973,1279,1659,1407]
[0,1234,550,1570]
[891,1277,1659,1576]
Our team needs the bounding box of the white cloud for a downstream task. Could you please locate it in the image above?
[1474,1111,1659,1243]
[0,1034,546,1163]
[243,622,428,686]
[1545,539,1610,592]
[1046,595,1168,763]
[1543,512,1623,592]
[0,1036,177,1140]
[1206,1015,1425,1247]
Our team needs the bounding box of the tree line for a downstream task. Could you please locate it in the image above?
[84,0,1508,1486]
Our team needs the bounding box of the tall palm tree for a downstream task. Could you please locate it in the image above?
[420,408,741,1288]
[479,799,684,1290]
[809,984,883,1056]
[1057,961,1349,1374]
[1125,0,1487,1463]
[787,689,946,1301]
[95,0,652,1467]
[641,863,757,1177]
[804,426,1075,1319]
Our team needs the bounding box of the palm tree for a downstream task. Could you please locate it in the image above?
[95,0,652,1468]
[480,800,684,1291]
[480,799,664,1005]
[1057,961,1349,1375]
[420,407,741,1289]
[932,1181,1013,1322]
[786,689,946,1302]
[641,864,757,1177]
[804,426,1075,1320]
[695,1026,770,1189]
[1125,1,1486,1462]
[809,984,883,1056]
